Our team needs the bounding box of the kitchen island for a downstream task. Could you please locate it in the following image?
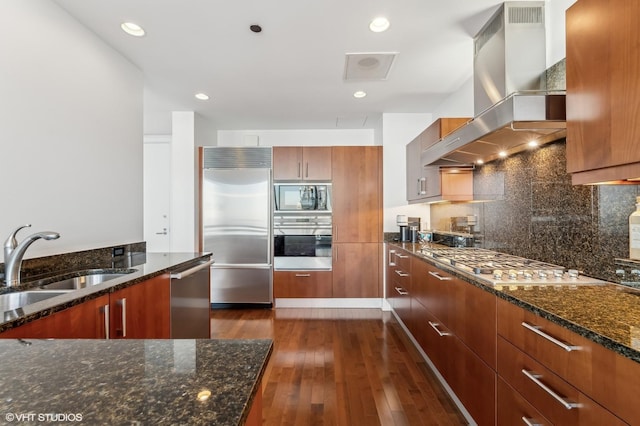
[0,252,211,334]
[0,338,272,425]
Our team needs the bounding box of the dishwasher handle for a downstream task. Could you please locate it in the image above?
[170,259,214,279]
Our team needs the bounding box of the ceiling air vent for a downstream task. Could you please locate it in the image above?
[343,52,397,80]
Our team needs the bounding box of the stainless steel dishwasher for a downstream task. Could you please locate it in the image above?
[169,259,213,338]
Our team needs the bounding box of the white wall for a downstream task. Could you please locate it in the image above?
[547,0,578,66]
[381,114,433,232]
[171,112,197,252]
[217,129,375,147]
[0,1,143,259]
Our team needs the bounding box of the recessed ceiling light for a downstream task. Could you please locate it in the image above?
[498,151,508,158]
[476,159,484,165]
[121,22,145,37]
[528,140,539,147]
[369,17,390,33]
[353,91,367,98]
[195,93,210,101]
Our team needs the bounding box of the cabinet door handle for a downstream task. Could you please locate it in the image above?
[417,178,422,196]
[521,417,543,426]
[428,271,452,281]
[388,250,396,266]
[419,177,427,195]
[117,298,127,338]
[521,369,580,410]
[521,322,581,352]
[394,286,408,295]
[297,162,302,178]
[395,270,409,277]
[295,273,311,277]
[305,162,309,178]
[101,304,110,340]
[428,321,451,337]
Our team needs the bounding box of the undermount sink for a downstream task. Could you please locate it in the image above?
[0,290,71,312]
[40,269,137,290]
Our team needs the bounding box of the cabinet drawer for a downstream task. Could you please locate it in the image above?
[497,298,640,424]
[498,337,625,426]
[498,377,552,426]
[273,271,332,298]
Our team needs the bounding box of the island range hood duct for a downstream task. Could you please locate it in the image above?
[421,1,566,167]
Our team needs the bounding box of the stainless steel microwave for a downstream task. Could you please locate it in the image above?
[274,183,331,212]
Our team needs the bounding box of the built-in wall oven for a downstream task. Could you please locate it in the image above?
[273,183,332,270]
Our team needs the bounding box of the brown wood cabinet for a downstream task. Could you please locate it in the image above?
[497,337,624,426]
[566,0,640,184]
[406,118,471,203]
[273,146,332,181]
[497,297,640,425]
[333,242,381,298]
[0,294,110,339]
[109,274,171,339]
[273,271,332,298]
[332,146,382,244]
[497,377,552,426]
[408,254,496,426]
[0,274,171,339]
[331,146,382,298]
[385,247,412,326]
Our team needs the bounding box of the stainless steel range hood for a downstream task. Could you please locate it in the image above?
[421,2,566,167]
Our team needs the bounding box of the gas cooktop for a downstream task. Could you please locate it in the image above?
[420,247,606,286]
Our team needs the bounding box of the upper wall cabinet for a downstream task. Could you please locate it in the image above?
[273,146,332,181]
[406,118,472,203]
[566,0,640,184]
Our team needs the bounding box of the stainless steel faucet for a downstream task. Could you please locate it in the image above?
[3,224,60,287]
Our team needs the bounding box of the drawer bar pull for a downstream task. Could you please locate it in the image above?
[521,322,581,352]
[428,271,452,281]
[394,287,408,296]
[522,369,581,410]
[395,270,409,277]
[396,253,409,259]
[521,417,543,426]
[428,321,451,337]
[388,250,396,266]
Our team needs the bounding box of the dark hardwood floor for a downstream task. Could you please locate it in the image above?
[210,308,467,426]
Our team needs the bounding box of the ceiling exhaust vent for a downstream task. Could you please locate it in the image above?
[343,52,397,80]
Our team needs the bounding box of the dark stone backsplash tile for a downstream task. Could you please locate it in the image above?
[431,140,640,283]
[0,242,146,283]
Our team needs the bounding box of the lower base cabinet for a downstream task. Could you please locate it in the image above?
[333,242,381,298]
[273,271,332,298]
[497,378,552,426]
[0,294,110,339]
[0,274,171,339]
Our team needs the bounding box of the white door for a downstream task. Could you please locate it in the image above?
[144,141,171,252]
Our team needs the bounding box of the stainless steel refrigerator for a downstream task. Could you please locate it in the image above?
[201,147,272,307]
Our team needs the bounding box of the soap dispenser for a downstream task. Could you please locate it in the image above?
[630,196,640,260]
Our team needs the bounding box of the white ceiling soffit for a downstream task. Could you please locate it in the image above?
[343,52,398,80]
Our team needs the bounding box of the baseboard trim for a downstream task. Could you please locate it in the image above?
[274,298,383,308]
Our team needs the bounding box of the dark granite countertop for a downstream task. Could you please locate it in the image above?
[0,252,212,332]
[388,242,640,364]
[0,338,272,425]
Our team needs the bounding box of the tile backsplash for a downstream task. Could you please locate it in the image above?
[431,140,640,283]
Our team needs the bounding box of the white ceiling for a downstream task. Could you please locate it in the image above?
[53,0,516,131]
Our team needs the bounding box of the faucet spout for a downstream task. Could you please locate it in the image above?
[3,226,60,287]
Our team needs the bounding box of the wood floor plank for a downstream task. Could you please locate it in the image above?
[210,308,467,426]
